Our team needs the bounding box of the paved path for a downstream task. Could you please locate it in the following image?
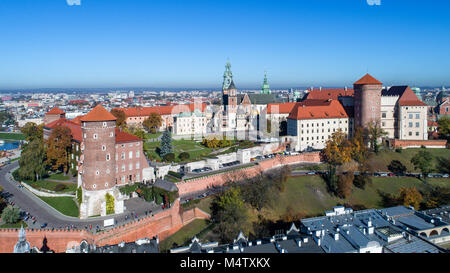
[0,161,164,232]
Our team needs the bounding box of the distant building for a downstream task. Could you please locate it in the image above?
[66,237,159,253]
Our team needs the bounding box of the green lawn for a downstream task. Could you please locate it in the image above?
[144,139,214,163]
[159,219,211,252]
[0,221,28,229]
[38,196,79,217]
[367,148,450,172]
[23,179,76,193]
[0,133,25,140]
[47,172,71,181]
[145,132,162,140]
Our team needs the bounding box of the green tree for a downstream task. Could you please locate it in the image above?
[105,193,115,215]
[45,126,72,173]
[436,157,450,174]
[143,113,162,134]
[1,206,20,224]
[160,130,173,157]
[18,139,46,181]
[77,187,82,205]
[21,122,44,142]
[163,153,175,162]
[365,120,388,154]
[411,150,434,181]
[438,116,450,140]
[241,177,273,212]
[111,109,127,129]
[178,152,190,161]
[211,187,248,243]
[388,160,407,175]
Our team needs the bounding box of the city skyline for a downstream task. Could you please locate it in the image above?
[1,0,450,89]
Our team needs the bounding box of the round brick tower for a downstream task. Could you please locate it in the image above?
[78,104,124,218]
[354,74,383,128]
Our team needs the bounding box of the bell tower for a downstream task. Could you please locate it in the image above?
[222,61,237,113]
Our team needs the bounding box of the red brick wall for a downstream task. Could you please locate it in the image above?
[392,139,447,148]
[176,152,321,196]
[0,199,209,253]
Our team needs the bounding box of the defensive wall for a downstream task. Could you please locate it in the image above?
[0,199,210,253]
[176,152,321,196]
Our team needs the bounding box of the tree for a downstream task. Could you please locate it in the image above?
[388,160,407,175]
[178,152,190,161]
[18,139,46,181]
[143,113,162,134]
[351,127,369,165]
[241,177,273,212]
[365,120,388,154]
[105,193,115,215]
[411,150,434,181]
[21,122,43,142]
[438,116,450,140]
[160,130,173,157]
[398,187,423,210]
[353,174,370,190]
[1,206,20,224]
[436,157,450,174]
[211,187,248,243]
[163,153,175,162]
[337,173,354,199]
[110,109,127,129]
[45,126,72,173]
[320,130,353,194]
[77,187,82,205]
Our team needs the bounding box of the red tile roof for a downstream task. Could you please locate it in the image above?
[45,118,82,142]
[45,118,142,144]
[354,74,382,85]
[116,103,207,117]
[46,107,65,115]
[80,104,117,122]
[305,88,354,100]
[267,102,297,114]
[115,129,143,143]
[287,100,348,120]
[398,86,428,106]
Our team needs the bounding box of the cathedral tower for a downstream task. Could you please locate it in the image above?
[222,61,238,113]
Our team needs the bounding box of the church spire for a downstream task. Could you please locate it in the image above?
[261,71,271,94]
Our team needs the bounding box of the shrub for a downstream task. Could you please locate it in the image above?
[395,148,402,153]
[163,153,175,162]
[105,193,115,215]
[77,187,82,205]
[178,152,190,161]
[54,184,68,192]
[168,171,183,179]
[388,160,407,175]
[1,206,20,224]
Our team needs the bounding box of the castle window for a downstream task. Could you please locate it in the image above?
[93,134,98,139]
[136,162,140,169]
[106,153,110,161]
[409,114,413,119]
[96,171,99,175]
[106,169,110,174]
[382,112,387,118]
[129,151,133,159]
[110,132,114,137]
[121,176,125,183]
[122,165,125,172]
[409,122,413,128]
[103,122,107,127]
[136,151,140,158]
[93,184,96,189]
[416,132,420,136]
[416,122,420,128]
[121,152,125,160]
[102,145,106,151]
[416,113,420,119]
[409,132,412,136]
[105,183,108,187]
[84,133,87,139]
[129,163,133,171]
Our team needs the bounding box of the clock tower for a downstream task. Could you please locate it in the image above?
[222,61,237,112]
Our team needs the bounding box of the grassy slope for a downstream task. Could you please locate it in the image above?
[47,173,71,181]
[367,148,450,172]
[144,139,213,162]
[38,196,79,217]
[159,219,211,252]
[0,221,28,229]
[23,180,76,193]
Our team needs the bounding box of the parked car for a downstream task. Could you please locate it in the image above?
[41,223,48,228]
[307,171,316,175]
[443,174,449,178]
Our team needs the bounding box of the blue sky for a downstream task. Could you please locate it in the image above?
[0,0,449,89]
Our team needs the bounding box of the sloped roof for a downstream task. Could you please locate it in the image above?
[80,104,117,122]
[305,88,354,100]
[44,118,82,142]
[354,74,382,85]
[46,107,65,115]
[116,103,207,117]
[382,86,427,106]
[115,129,143,143]
[287,100,348,120]
[267,102,297,114]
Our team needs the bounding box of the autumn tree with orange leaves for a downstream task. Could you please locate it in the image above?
[46,126,72,173]
[320,130,353,194]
